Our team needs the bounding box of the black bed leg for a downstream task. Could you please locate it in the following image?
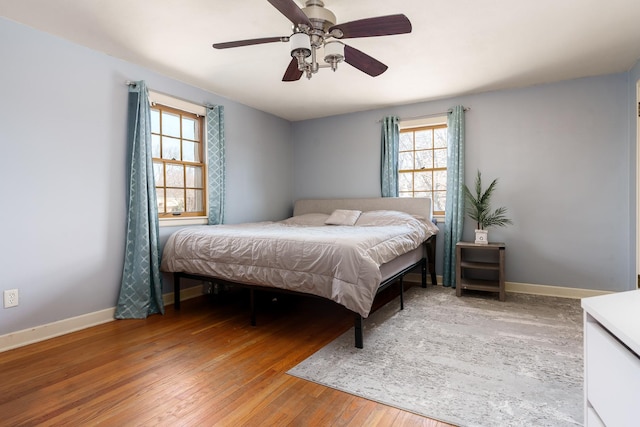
[399,277,404,310]
[426,235,437,286]
[173,273,181,310]
[354,314,363,349]
[250,289,256,326]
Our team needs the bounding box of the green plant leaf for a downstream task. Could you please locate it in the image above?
[462,170,512,230]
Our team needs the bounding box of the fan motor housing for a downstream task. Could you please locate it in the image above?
[302,0,336,32]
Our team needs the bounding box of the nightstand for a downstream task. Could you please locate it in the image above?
[455,241,505,301]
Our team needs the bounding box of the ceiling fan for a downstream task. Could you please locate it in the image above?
[212,0,412,81]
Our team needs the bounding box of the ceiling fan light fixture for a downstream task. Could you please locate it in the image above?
[290,32,311,59]
[212,1,411,82]
[323,41,344,71]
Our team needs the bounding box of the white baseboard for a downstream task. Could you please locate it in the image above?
[405,272,439,285]
[0,286,204,353]
[405,273,611,299]
[162,284,204,306]
[0,307,117,353]
[0,278,612,353]
[505,281,611,299]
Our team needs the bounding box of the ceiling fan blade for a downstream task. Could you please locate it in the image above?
[283,58,303,81]
[267,0,313,28]
[212,36,288,49]
[329,14,412,39]
[343,45,388,77]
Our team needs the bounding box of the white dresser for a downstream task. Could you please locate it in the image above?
[581,290,640,426]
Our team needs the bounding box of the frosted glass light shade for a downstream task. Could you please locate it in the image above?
[324,41,344,63]
[290,33,311,58]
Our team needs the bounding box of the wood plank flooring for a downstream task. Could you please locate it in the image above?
[0,285,453,426]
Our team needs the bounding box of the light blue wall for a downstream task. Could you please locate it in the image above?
[628,59,640,287]
[292,73,633,292]
[0,18,293,336]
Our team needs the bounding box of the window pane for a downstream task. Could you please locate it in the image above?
[414,171,432,191]
[434,128,447,148]
[152,103,206,218]
[166,189,184,213]
[398,124,447,214]
[434,191,447,212]
[186,165,203,188]
[415,130,433,149]
[166,164,184,187]
[434,170,447,190]
[186,189,203,212]
[182,117,198,141]
[152,134,161,158]
[434,148,447,168]
[183,141,200,163]
[398,172,413,192]
[156,189,166,214]
[415,150,433,169]
[153,161,164,186]
[151,109,160,133]
[162,111,181,138]
[399,152,414,170]
[162,137,181,160]
[399,133,413,151]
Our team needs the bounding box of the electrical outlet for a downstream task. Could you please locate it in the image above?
[4,289,19,308]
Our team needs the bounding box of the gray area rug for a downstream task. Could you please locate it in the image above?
[288,286,583,427]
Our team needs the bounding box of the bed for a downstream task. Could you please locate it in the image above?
[161,197,439,348]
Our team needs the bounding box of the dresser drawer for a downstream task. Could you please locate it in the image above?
[585,320,640,426]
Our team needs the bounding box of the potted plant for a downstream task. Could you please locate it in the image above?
[463,170,513,244]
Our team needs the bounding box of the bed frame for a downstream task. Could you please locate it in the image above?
[172,197,438,349]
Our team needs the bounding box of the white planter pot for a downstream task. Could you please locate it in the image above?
[474,229,488,245]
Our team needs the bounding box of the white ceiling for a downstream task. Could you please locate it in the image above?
[2,0,640,121]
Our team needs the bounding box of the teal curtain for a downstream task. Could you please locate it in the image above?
[115,81,164,318]
[381,116,399,197]
[206,105,225,225]
[443,106,466,288]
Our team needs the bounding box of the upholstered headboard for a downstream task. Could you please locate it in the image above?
[293,197,432,221]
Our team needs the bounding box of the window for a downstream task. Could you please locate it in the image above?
[398,124,448,215]
[151,104,206,217]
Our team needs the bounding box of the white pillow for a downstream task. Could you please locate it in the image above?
[355,210,440,234]
[280,213,330,226]
[355,210,415,226]
[324,209,362,226]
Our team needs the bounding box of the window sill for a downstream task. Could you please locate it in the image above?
[159,216,208,227]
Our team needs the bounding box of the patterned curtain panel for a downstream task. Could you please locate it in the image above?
[442,106,466,288]
[380,116,399,197]
[206,105,225,225]
[115,81,164,318]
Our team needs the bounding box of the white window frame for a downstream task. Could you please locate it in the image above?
[399,115,448,223]
[148,91,208,227]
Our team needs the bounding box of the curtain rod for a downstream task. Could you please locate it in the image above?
[124,81,215,112]
[376,107,470,123]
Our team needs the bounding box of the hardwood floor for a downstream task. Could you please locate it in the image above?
[0,285,453,426]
